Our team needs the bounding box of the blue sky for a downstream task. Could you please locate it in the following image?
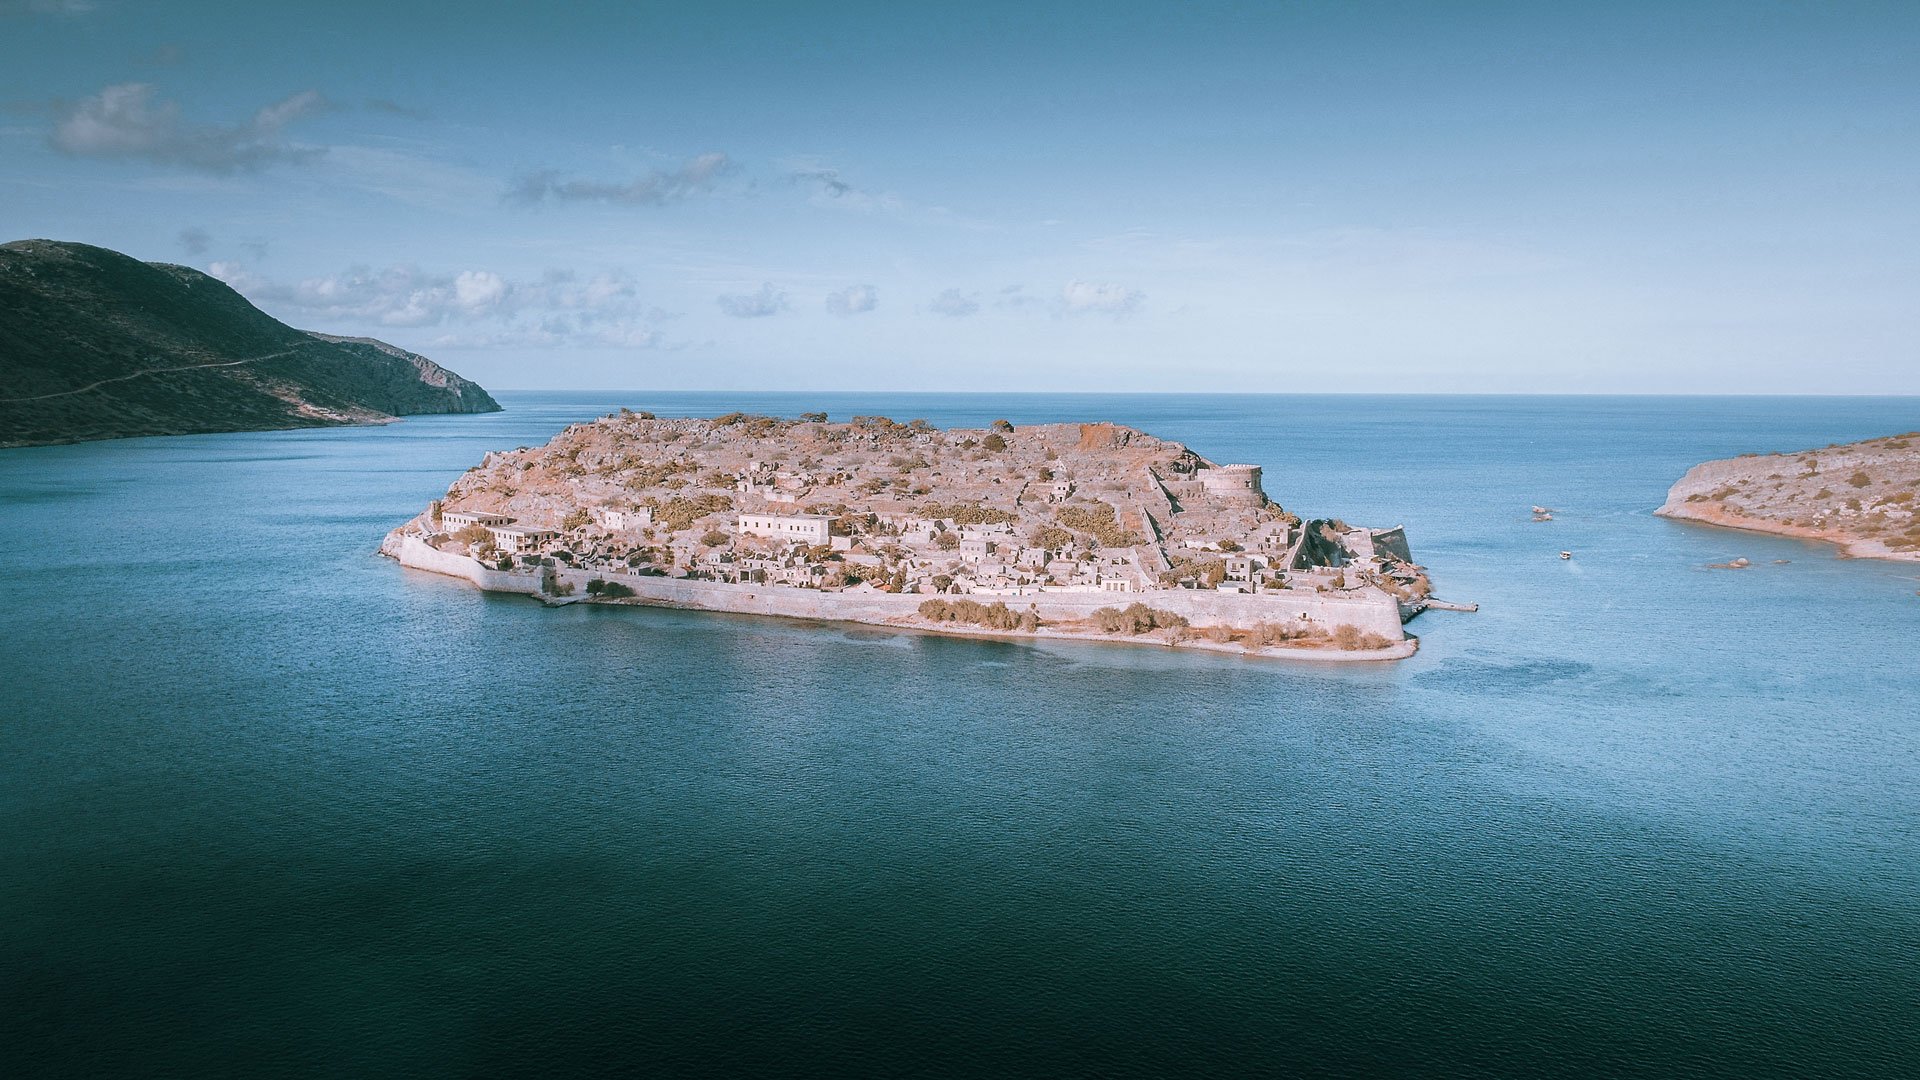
[3,0,1917,392]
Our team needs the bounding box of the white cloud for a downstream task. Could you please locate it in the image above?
[50,83,332,173]
[453,270,509,313]
[928,288,980,317]
[207,261,673,348]
[717,282,788,318]
[509,152,735,206]
[207,261,248,285]
[825,283,878,316]
[1060,279,1144,317]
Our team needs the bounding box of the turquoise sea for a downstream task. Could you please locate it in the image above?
[2,393,1917,1078]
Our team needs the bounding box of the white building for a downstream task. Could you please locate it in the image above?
[442,510,513,532]
[589,505,652,531]
[487,524,556,553]
[737,512,833,545]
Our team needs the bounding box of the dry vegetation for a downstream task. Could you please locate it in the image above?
[1660,432,1920,557]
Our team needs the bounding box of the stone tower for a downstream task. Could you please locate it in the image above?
[1199,464,1265,506]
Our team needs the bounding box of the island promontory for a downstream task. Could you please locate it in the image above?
[384,411,1458,659]
[0,239,499,447]
[1658,432,1920,561]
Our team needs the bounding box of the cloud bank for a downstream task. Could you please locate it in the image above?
[207,262,672,348]
[717,283,788,318]
[928,288,980,317]
[1060,279,1144,317]
[50,83,332,172]
[825,284,878,315]
[509,152,734,206]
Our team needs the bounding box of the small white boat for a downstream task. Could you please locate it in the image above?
[1559,550,1573,560]
[1533,512,1553,522]
[1531,505,1555,515]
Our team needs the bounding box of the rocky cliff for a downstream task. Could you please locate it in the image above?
[0,239,500,447]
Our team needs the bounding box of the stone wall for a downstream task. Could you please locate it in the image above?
[392,533,1406,639]
[391,535,544,596]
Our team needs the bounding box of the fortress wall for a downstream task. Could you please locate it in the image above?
[394,535,544,596]
[1372,527,1413,564]
[548,568,1407,638]
[392,535,1404,640]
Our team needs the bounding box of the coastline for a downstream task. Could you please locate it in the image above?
[384,531,1421,663]
[1655,500,1920,563]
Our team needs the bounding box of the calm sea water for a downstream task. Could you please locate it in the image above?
[3,393,1917,1079]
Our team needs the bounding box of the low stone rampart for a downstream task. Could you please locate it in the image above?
[390,533,1406,640]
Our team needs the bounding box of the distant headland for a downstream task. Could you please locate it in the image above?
[1658,432,1920,562]
[0,239,499,448]
[383,411,1468,660]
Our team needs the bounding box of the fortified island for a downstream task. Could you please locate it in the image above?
[383,411,1463,659]
[1658,432,1920,562]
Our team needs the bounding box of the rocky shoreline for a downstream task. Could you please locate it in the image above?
[383,531,1423,662]
[1656,432,1920,563]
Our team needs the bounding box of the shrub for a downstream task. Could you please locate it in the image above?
[1055,502,1143,547]
[918,598,1039,631]
[919,502,1017,525]
[701,530,731,547]
[1031,525,1073,550]
[1158,557,1226,588]
[982,433,1007,452]
[1091,603,1188,635]
[935,531,960,550]
[1849,470,1873,488]
[991,419,1013,432]
[655,493,734,531]
[562,508,591,530]
[1321,625,1395,650]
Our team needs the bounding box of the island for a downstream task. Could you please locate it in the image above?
[0,239,499,448]
[1657,432,1920,561]
[382,411,1464,659]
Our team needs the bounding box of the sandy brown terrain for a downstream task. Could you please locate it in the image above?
[1657,432,1920,562]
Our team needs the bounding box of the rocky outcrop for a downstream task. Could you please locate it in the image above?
[1657,433,1920,562]
[0,239,500,447]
